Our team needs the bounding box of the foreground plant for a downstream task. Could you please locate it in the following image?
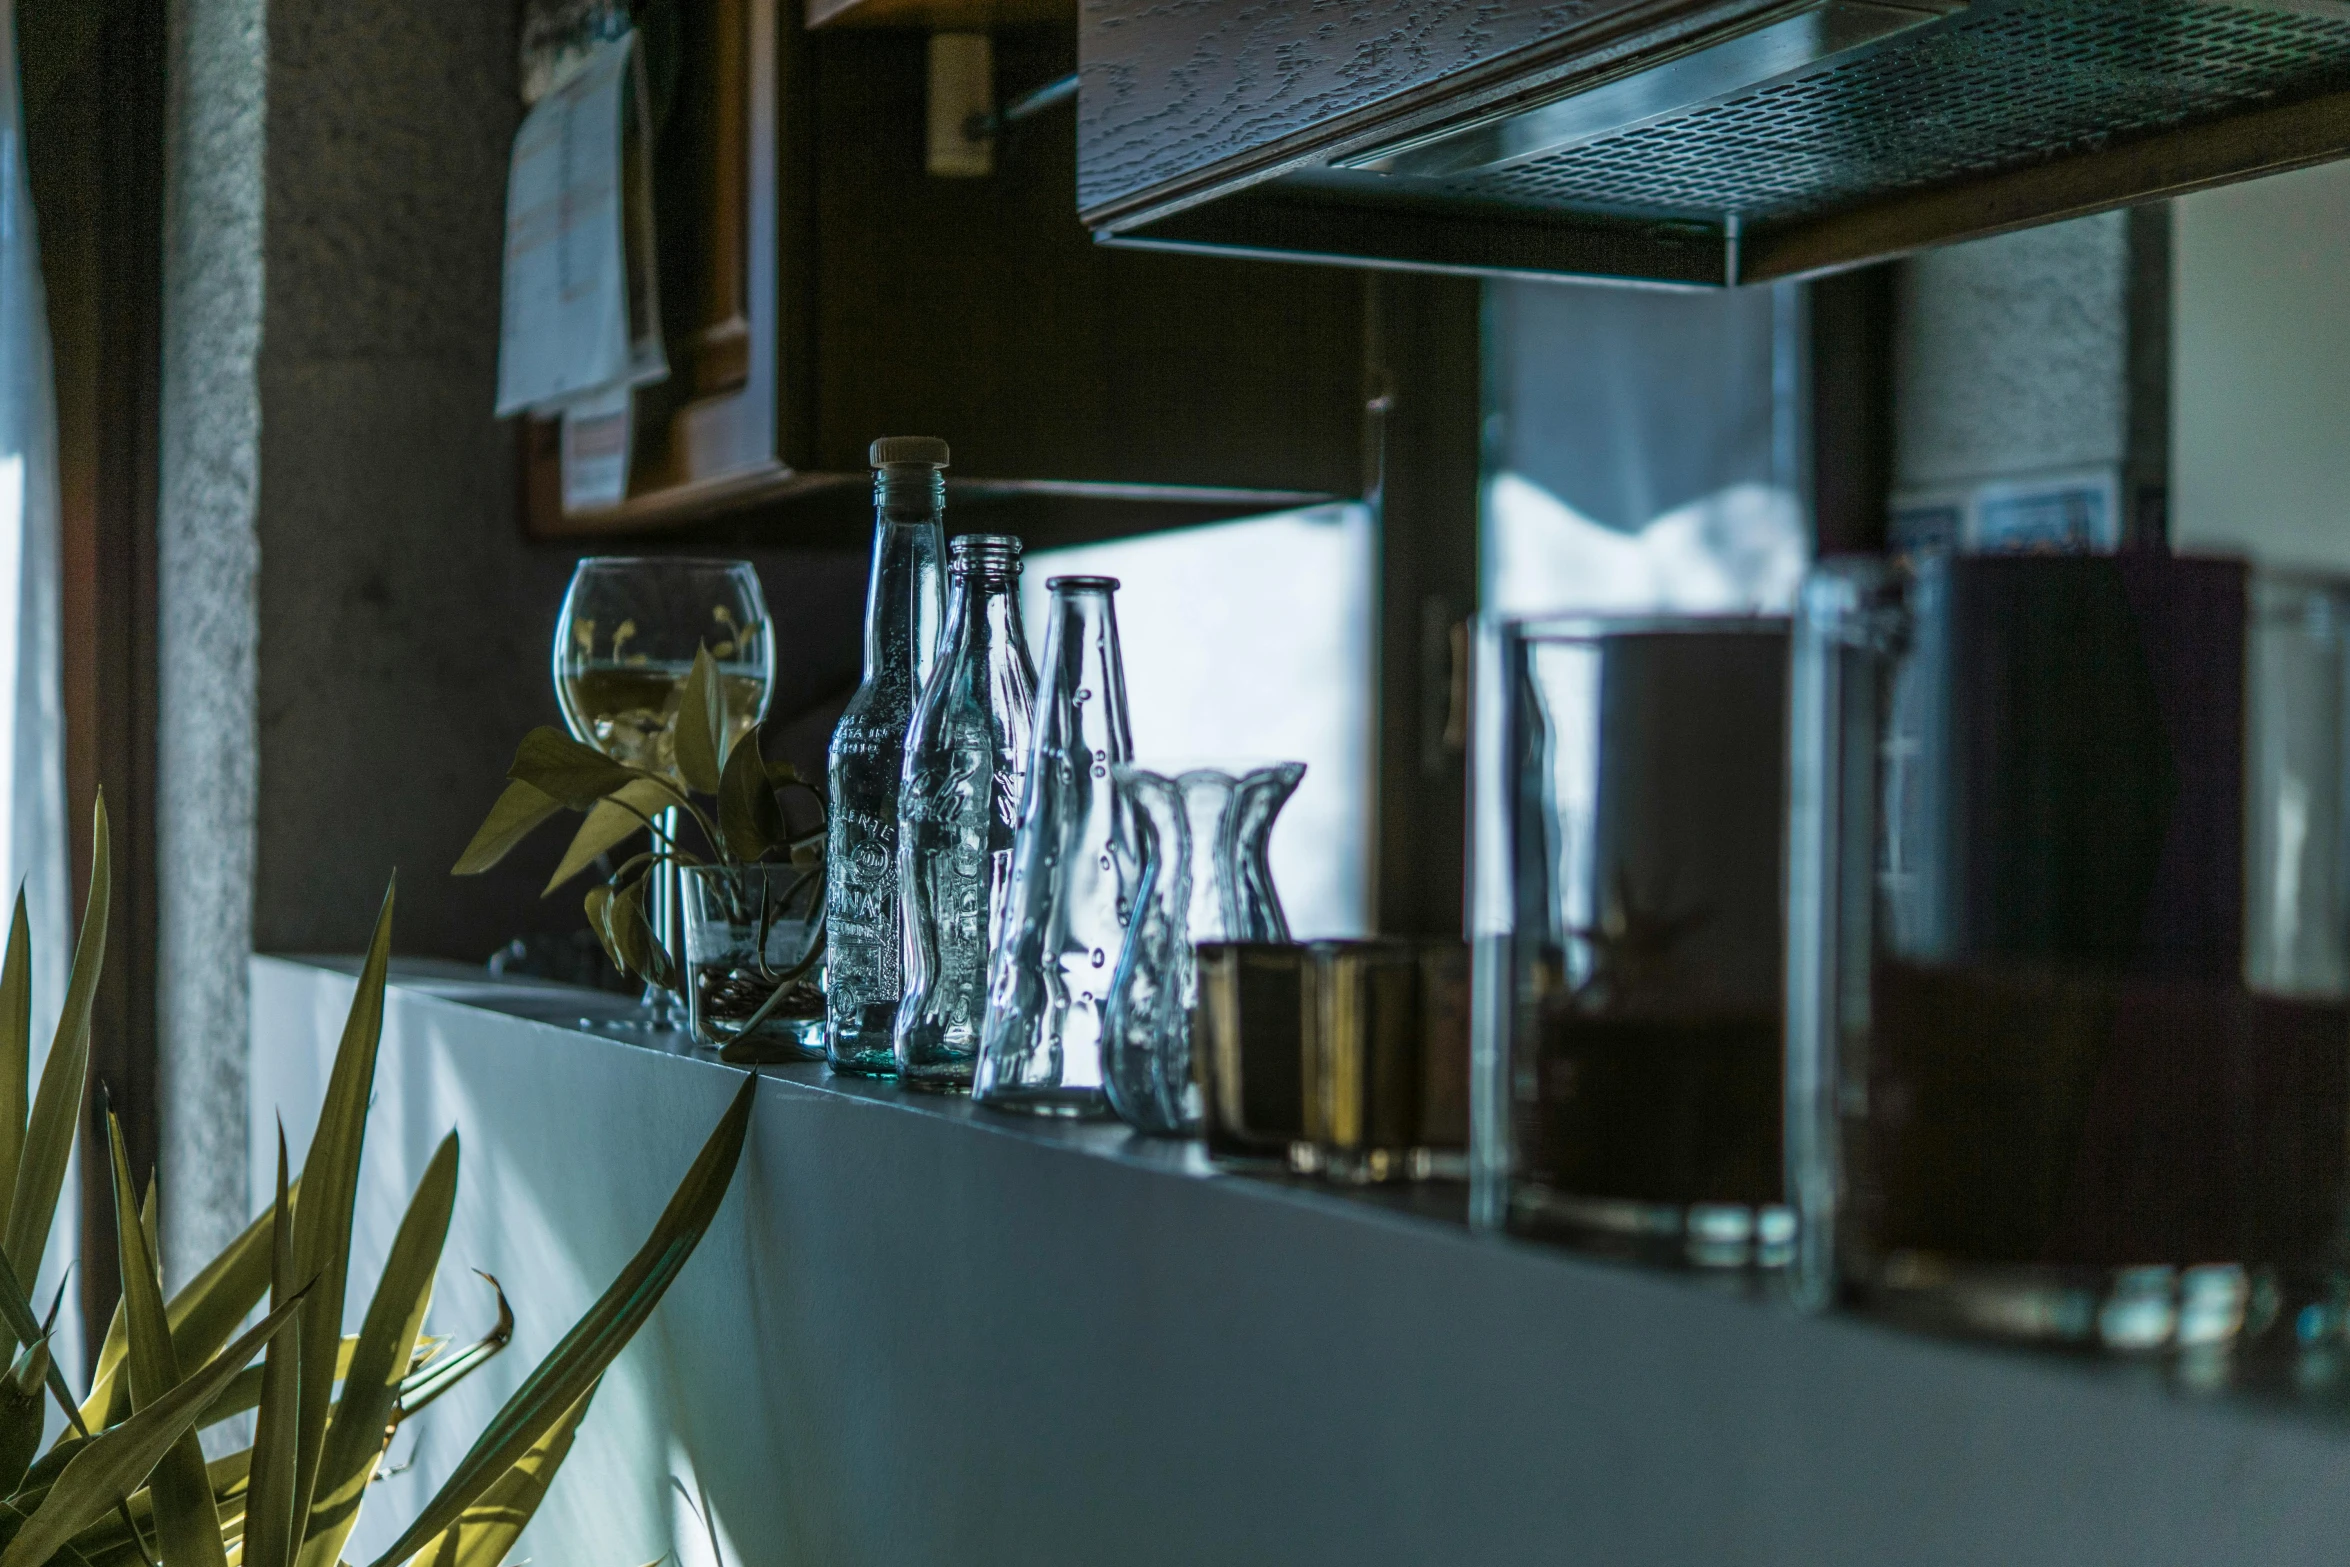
[0,799,754,1567]
[454,646,824,1018]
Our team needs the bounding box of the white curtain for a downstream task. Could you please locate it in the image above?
[0,0,84,1375]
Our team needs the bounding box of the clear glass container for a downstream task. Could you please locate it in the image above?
[553,557,776,776]
[895,534,1037,1090]
[1470,615,1794,1268]
[1197,942,1310,1164]
[681,863,826,1060]
[1102,762,1303,1134]
[1305,940,1472,1183]
[1788,553,2350,1348]
[824,446,947,1075]
[973,576,1134,1117]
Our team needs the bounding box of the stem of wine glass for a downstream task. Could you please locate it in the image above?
[646,805,686,1026]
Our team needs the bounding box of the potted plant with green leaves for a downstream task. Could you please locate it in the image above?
[456,646,828,1060]
[0,800,753,1567]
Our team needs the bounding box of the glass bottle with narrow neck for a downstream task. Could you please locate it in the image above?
[825,441,948,1074]
[896,534,1037,1089]
[974,575,1135,1116]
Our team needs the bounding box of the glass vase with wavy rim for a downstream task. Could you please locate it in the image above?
[1103,761,1304,1135]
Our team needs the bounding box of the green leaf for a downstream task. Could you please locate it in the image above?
[606,881,675,993]
[5,796,111,1346]
[239,1126,303,1567]
[108,1113,227,1567]
[9,1434,85,1515]
[413,1383,598,1567]
[543,778,676,896]
[363,1074,757,1567]
[673,648,726,796]
[581,886,626,977]
[506,729,635,810]
[0,1291,305,1567]
[0,1217,85,1440]
[191,1335,356,1432]
[286,882,395,1554]
[83,1184,287,1433]
[0,1336,46,1496]
[0,894,30,1248]
[59,1447,252,1561]
[295,1131,458,1567]
[717,734,785,864]
[451,781,564,877]
[391,1277,511,1424]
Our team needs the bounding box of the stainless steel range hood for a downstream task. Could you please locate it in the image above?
[1345,3,1960,184]
[1075,0,2350,285]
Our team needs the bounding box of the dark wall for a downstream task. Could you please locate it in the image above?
[248,0,870,964]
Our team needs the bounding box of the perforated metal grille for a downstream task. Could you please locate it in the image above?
[1453,0,2350,219]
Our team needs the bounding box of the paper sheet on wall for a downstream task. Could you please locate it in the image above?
[495,28,667,419]
[560,381,634,511]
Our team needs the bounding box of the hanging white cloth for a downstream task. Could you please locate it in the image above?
[0,0,85,1376]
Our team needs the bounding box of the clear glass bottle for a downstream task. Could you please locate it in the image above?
[824,437,948,1074]
[894,534,1037,1089]
[973,576,1134,1116]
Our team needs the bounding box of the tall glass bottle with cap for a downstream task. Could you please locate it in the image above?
[825,437,948,1073]
[895,534,1037,1089]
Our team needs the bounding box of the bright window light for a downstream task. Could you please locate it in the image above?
[1022,505,1375,939]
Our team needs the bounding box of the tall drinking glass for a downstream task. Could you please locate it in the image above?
[553,557,775,1030]
[1788,552,2350,1351]
[1469,614,1793,1267]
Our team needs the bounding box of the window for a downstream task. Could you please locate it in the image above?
[1024,505,1376,939]
[1482,277,1809,617]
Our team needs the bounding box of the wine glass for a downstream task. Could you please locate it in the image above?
[553,558,776,1031]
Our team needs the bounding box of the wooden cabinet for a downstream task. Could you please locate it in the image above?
[530,9,1372,543]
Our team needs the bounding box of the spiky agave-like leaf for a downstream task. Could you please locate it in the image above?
[108,1112,226,1567]
[364,1073,755,1567]
[0,1290,305,1567]
[294,1131,458,1567]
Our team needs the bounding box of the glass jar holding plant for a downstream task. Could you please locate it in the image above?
[457,642,828,1062]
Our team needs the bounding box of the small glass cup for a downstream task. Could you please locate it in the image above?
[681,864,826,1061]
[1304,940,1471,1184]
[1196,942,1311,1165]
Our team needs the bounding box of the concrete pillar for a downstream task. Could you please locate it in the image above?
[157,0,569,1280]
[157,0,266,1282]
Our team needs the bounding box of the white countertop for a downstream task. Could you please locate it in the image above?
[252,954,2350,1567]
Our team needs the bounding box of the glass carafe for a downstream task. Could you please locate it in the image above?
[1470,615,1794,1268]
[973,576,1134,1117]
[825,439,948,1074]
[895,534,1037,1090]
[1788,552,2350,1349]
[1102,762,1303,1134]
